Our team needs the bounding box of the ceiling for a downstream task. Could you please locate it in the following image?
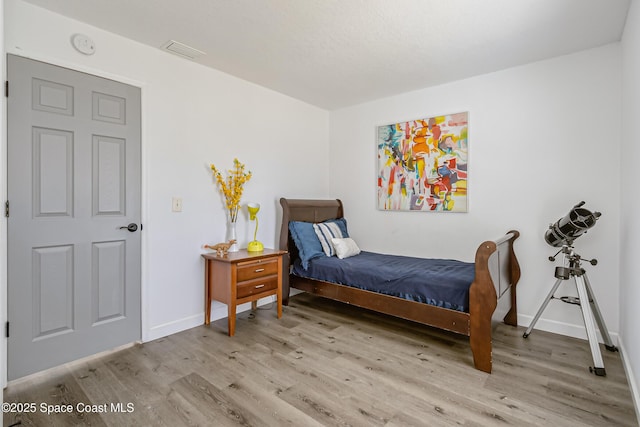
[23,0,631,110]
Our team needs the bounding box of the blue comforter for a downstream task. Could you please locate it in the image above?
[292,251,475,312]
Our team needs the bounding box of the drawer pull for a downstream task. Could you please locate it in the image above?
[254,268,265,273]
[255,284,265,289]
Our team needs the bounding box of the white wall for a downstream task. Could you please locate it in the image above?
[329,44,622,341]
[621,0,640,415]
[3,0,330,347]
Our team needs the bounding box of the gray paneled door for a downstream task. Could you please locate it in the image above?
[7,55,141,380]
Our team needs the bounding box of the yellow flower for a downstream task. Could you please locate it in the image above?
[210,158,252,222]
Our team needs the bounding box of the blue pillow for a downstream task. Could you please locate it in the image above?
[289,221,324,269]
[289,218,349,269]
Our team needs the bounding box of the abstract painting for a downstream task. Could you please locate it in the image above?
[377,112,468,212]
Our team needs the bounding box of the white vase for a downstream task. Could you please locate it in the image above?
[226,220,239,252]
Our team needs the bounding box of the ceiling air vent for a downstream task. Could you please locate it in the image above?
[161,40,206,60]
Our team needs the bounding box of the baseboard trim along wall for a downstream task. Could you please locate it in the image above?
[145,295,278,342]
[618,337,640,423]
[517,313,619,345]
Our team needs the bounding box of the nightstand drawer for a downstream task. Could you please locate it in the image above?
[237,276,278,299]
[236,259,278,282]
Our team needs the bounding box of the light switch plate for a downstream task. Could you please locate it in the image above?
[172,197,183,212]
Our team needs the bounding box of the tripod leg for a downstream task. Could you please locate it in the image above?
[583,273,618,352]
[523,279,564,338]
[575,275,606,376]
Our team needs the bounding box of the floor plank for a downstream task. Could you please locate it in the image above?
[4,293,638,426]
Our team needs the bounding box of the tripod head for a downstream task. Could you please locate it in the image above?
[549,244,597,280]
[548,244,598,265]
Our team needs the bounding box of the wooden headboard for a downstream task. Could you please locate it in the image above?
[279,198,343,253]
[279,198,344,303]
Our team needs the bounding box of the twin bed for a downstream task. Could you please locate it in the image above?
[278,198,521,373]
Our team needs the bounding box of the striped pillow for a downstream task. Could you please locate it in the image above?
[313,221,345,256]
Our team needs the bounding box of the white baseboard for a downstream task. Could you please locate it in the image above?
[144,295,277,342]
[145,313,202,342]
[617,337,640,423]
[517,313,619,345]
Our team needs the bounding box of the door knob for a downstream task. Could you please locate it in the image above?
[119,223,138,232]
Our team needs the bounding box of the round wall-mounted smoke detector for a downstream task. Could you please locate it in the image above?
[71,34,96,55]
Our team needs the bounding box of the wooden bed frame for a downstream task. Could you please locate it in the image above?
[278,198,521,373]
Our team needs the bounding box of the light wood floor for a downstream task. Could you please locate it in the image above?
[4,293,638,426]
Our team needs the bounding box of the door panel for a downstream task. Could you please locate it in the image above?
[32,244,74,339]
[32,78,74,116]
[92,135,126,216]
[7,54,142,380]
[92,91,126,124]
[91,240,126,324]
[32,127,74,217]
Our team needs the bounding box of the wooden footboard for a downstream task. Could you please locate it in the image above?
[469,230,521,372]
[279,198,521,373]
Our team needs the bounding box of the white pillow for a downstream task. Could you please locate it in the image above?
[331,237,361,259]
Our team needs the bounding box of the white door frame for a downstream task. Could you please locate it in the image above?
[2,50,149,386]
[1,0,6,400]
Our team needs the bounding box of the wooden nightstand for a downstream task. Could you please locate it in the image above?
[202,248,287,336]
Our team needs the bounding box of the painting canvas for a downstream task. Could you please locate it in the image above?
[377,112,468,212]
